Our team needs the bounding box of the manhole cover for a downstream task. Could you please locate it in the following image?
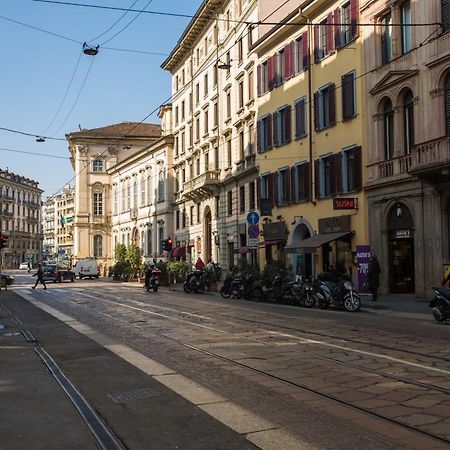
[107,387,159,403]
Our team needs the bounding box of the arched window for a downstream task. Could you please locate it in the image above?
[147,229,152,256]
[445,73,450,136]
[383,99,394,160]
[93,235,103,257]
[403,90,414,154]
[133,177,138,209]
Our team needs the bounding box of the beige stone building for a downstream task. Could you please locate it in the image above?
[109,106,174,261]
[0,169,42,268]
[66,122,161,271]
[161,0,259,269]
[362,0,450,296]
[42,186,74,264]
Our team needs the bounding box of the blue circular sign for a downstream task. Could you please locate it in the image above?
[247,212,260,225]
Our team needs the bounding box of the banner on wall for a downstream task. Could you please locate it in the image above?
[356,245,371,293]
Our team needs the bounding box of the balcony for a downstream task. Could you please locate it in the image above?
[0,195,14,202]
[1,210,14,217]
[182,168,220,201]
[366,154,412,188]
[130,207,138,220]
[409,136,450,182]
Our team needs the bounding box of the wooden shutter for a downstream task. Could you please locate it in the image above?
[314,159,320,199]
[286,169,291,204]
[314,91,320,130]
[353,146,363,190]
[302,32,309,68]
[295,101,301,139]
[334,152,343,194]
[290,166,297,203]
[327,12,334,54]
[271,172,278,207]
[284,106,291,143]
[314,25,319,62]
[257,65,261,96]
[256,119,262,153]
[328,84,336,126]
[342,72,355,120]
[304,162,311,202]
[268,56,275,91]
[444,0,450,31]
[256,176,261,208]
[334,8,341,49]
[445,76,450,134]
[300,99,306,136]
[284,43,291,80]
[273,111,279,147]
[350,0,359,39]
[266,114,273,150]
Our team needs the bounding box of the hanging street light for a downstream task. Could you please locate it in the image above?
[83,43,99,56]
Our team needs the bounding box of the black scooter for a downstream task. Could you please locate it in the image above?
[220,273,242,299]
[183,270,205,293]
[429,287,450,322]
[145,268,161,292]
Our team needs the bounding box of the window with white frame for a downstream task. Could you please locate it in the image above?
[133,178,138,209]
[93,235,103,257]
[339,2,352,47]
[275,48,285,85]
[257,114,272,152]
[401,1,412,54]
[147,174,152,205]
[277,168,289,205]
[260,60,269,94]
[274,105,291,147]
[140,174,145,206]
[113,186,118,214]
[126,179,131,210]
[92,159,104,172]
[93,192,103,216]
[381,13,393,64]
[295,97,307,138]
[158,170,165,202]
[260,173,270,199]
[293,162,309,202]
[121,181,126,212]
[342,70,356,120]
[315,84,336,130]
[318,155,332,198]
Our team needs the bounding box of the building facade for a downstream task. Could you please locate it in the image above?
[254,0,368,281]
[66,122,161,272]
[162,0,259,269]
[42,187,75,264]
[0,169,42,268]
[362,0,450,297]
[109,106,174,262]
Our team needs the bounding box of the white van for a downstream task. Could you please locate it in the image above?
[73,258,100,279]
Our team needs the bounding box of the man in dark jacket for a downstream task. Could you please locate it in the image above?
[367,254,381,301]
[32,264,47,290]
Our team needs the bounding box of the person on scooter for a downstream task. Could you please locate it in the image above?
[442,266,450,287]
[144,264,153,289]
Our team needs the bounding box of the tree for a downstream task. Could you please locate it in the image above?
[114,243,127,263]
[125,244,142,271]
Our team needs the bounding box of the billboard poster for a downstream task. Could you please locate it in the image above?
[356,245,371,293]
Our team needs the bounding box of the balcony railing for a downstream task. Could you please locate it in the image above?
[366,154,412,186]
[183,168,220,200]
[409,136,450,178]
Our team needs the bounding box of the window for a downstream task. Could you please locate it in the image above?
[147,174,152,205]
[226,91,231,118]
[140,175,145,206]
[293,162,310,203]
[158,227,164,255]
[238,37,243,63]
[204,109,209,135]
[295,97,307,138]
[113,186,118,214]
[338,2,352,47]
[443,0,450,31]
[249,181,256,210]
[181,101,185,120]
[213,63,218,86]
[239,130,245,160]
[259,60,269,95]
[260,173,271,200]
[226,139,232,167]
[182,209,186,228]
[383,99,394,159]
[381,13,393,64]
[93,235,103,257]
[239,185,245,212]
[238,79,244,109]
[342,146,362,192]
[175,210,180,229]
[190,206,194,225]
[92,160,104,172]
[204,73,208,97]
[133,178,138,208]
[401,2,412,54]
[248,124,255,155]
[403,90,414,154]
[342,71,356,120]
[227,190,233,216]
[445,73,450,135]
[317,155,333,198]
[147,229,152,255]
[316,18,329,61]
[181,130,185,154]
[277,168,290,206]
[121,181,126,211]
[175,106,179,126]
[126,179,131,209]
[275,48,285,85]
[197,203,201,223]
[158,171,165,202]
[248,24,254,48]
[314,84,336,130]
[195,115,200,141]
[248,70,254,101]
[257,114,273,152]
[294,33,309,72]
[225,51,231,77]
[195,83,200,104]
[93,192,103,215]
[273,105,291,147]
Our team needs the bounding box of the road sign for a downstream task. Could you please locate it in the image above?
[247,225,259,239]
[246,212,260,225]
[247,238,259,248]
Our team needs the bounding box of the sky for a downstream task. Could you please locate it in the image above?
[0,0,201,198]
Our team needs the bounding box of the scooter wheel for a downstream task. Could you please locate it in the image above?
[303,293,316,308]
[253,286,264,302]
[153,286,158,292]
[344,293,361,312]
[220,286,231,299]
[183,283,192,294]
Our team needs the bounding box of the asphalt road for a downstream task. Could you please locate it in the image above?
[6,270,450,450]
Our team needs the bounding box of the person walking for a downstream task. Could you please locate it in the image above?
[367,254,381,301]
[32,264,47,290]
[195,257,205,271]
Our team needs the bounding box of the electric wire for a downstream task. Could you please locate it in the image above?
[0,126,65,141]
[0,146,70,160]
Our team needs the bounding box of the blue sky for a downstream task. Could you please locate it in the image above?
[0,0,200,197]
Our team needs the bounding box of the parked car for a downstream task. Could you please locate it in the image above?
[42,264,75,283]
[1,274,14,286]
[73,258,99,279]
[19,262,30,270]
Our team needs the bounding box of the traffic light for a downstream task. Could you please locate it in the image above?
[163,237,173,252]
[0,234,8,250]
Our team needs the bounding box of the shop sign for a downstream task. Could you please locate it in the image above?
[263,222,287,240]
[356,245,371,293]
[247,238,259,248]
[318,215,351,234]
[393,229,411,239]
[333,198,357,210]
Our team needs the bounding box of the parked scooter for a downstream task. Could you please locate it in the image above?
[145,267,161,292]
[220,272,243,299]
[242,274,258,300]
[253,276,285,302]
[429,287,450,322]
[315,271,361,312]
[183,270,205,293]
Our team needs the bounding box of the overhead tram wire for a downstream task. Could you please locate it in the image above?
[0,126,65,141]
[31,1,442,28]
[0,146,70,160]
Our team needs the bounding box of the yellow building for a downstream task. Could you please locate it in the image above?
[253,0,368,281]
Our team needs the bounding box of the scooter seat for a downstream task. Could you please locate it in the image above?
[434,287,450,300]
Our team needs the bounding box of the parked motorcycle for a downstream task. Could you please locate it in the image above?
[145,268,161,292]
[253,276,285,302]
[315,271,361,312]
[183,270,205,293]
[429,287,450,322]
[220,272,243,299]
[242,274,259,300]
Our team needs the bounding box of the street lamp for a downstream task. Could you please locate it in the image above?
[217,60,232,70]
[83,43,99,56]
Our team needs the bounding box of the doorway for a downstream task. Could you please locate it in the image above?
[388,239,415,293]
[291,223,313,278]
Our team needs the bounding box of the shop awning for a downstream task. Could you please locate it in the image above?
[259,240,283,247]
[171,247,187,257]
[233,246,254,254]
[284,231,352,254]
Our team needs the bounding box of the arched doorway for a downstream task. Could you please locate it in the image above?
[204,207,212,262]
[290,223,313,278]
[131,228,139,247]
[387,202,415,293]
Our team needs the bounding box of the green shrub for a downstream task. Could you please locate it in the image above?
[261,261,289,284]
[167,261,190,280]
[114,243,127,263]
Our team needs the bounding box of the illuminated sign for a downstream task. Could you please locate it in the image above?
[333,198,357,210]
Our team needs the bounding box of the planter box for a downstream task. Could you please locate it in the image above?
[207,282,218,292]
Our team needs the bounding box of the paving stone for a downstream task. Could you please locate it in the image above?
[398,413,441,426]
[379,390,419,402]
[402,397,443,409]
[426,403,450,418]
[335,390,376,402]
[371,405,418,418]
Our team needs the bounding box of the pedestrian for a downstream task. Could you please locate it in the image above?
[367,254,381,301]
[32,264,47,290]
[206,259,214,272]
[442,266,450,288]
[195,257,205,270]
